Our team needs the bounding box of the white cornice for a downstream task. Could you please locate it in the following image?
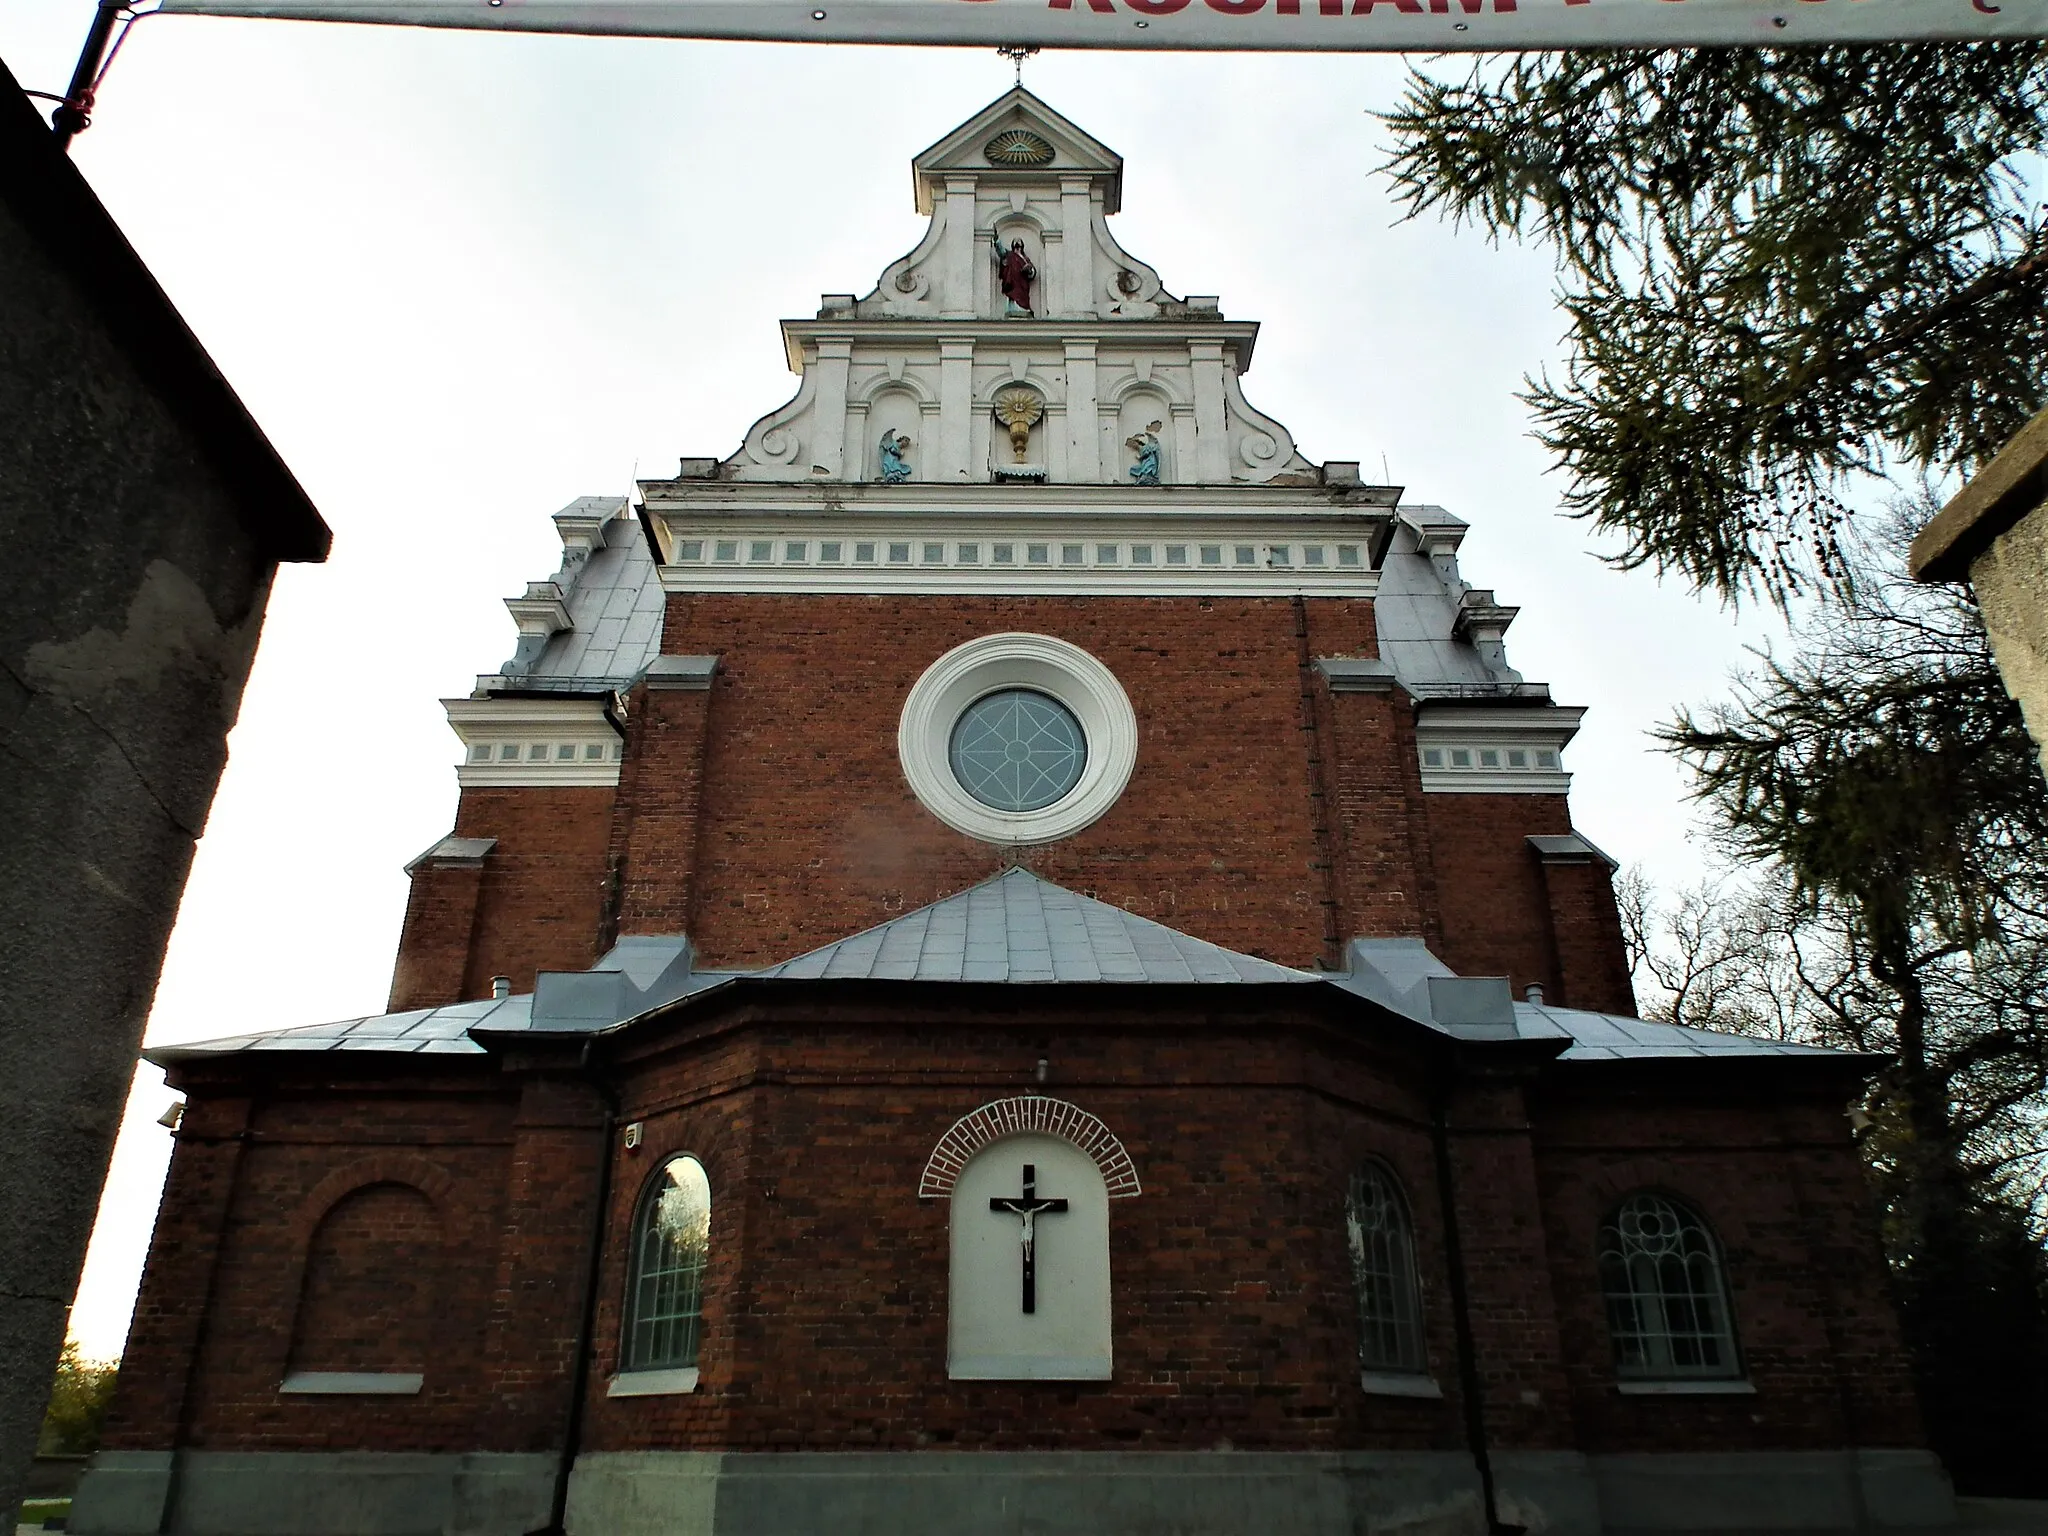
[1414,705,1583,796]
[778,317,1265,374]
[445,696,623,789]
[649,514,1383,598]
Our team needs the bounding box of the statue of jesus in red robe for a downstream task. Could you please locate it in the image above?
[996,238,1036,315]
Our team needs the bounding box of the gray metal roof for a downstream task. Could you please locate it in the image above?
[1515,1002,1844,1061]
[757,868,1313,985]
[1374,507,1549,701]
[476,502,665,692]
[149,874,1849,1067]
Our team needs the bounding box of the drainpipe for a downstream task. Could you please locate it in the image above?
[529,1039,619,1536]
[1430,1061,1525,1536]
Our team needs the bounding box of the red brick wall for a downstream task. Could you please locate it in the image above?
[121,1009,1920,1465]
[1538,856,1636,1015]
[288,1183,440,1373]
[1531,1075,1922,1453]
[451,786,614,997]
[388,861,484,1011]
[1424,793,1574,997]
[634,594,1385,971]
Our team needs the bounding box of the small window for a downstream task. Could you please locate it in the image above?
[888,542,911,564]
[1599,1194,1740,1380]
[1422,748,1443,768]
[1348,1163,1426,1374]
[469,745,491,763]
[923,542,945,564]
[1507,749,1528,768]
[1479,749,1500,768]
[1536,749,1558,769]
[623,1156,712,1373]
[784,541,807,562]
[1061,544,1085,566]
[1027,543,1050,565]
[527,744,549,762]
[1130,545,1155,565]
[749,540,773,563]
[1303,545,1327,567]
[1200,545,1223,566]
[678,539,704,562]
[498,744,520,762]
[820,541,843,563]
[584,744,605,761]
[958,543,979,564]
[1096,544,1120,564]
[1450,749,1471,768]
[714,540,738,563]
[556,744,577,761]
[1166,545,1188,566]
[856,541,877,563]
[1268,545,1292,566]
[993,543,1015,564]
[614,743,626,760]
[1234,545,1256,566]
[1337,545,1362,567]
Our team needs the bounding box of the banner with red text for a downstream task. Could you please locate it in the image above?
[152,0,2042,49]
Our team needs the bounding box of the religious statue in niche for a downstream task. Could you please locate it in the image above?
[995,237,1036,316]
[994,388,1044,464]
[1126,422,1164,486]
[878,430,914,483]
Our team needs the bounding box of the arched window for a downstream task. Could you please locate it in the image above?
[1598,1193,1740,1379]
[1347,1163,1426,1375]
[623,1155,711,1373]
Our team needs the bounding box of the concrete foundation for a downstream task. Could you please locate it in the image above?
[68,1445,1957,1536]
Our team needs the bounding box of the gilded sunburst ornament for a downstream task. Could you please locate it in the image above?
[984,129,1055,166]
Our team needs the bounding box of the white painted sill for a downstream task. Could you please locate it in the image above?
[1360,1373,1444,1399]
[279,1372,423,1396]
[1617,1379,1756,1396]
[607,1367,699,1397]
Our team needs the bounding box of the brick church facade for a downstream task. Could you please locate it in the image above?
[77,92,1955,1536]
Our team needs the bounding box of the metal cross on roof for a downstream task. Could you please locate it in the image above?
[997,45,1039,88]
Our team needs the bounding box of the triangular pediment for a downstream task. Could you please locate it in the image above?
[912,88,1124,214]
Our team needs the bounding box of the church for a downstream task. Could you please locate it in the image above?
[76,90,1955,1536]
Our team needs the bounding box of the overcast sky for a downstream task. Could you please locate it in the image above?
[2,3,1782,1360]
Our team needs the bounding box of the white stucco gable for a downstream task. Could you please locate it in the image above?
[721,88,1316,488]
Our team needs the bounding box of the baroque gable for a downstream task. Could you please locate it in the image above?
[722,89,1316,488]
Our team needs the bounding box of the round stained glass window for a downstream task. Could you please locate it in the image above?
[948,689,1088,812]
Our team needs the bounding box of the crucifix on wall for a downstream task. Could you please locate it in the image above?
[989,1163,1068,1313]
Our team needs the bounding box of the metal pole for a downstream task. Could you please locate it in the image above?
[51,0,127,151]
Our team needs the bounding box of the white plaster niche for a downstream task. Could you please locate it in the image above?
[867,386,922,483]
[948,1133,1111,1381]
[1117,388,1174,486]
[989,217,1046,319]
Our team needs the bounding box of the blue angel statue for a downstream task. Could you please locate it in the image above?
[1126,422,1163,486]
[878,430,913,484]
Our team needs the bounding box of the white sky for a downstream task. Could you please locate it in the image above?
[2,3,1779,1360]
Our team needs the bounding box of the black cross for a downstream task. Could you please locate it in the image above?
[990,1163,1069,1314]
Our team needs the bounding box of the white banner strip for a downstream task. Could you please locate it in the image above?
[151,0,2044,50]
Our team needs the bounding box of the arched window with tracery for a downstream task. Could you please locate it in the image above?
[1598,1193,1741,1380]
[1346,1162,1426,1376]
[622,1155,711,1374]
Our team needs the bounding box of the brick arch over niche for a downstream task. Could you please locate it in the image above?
[919,1096,1141,1200]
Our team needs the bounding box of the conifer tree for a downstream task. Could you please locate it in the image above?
[1382,45,2048,602]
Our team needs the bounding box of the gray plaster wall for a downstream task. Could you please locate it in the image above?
[0,92,322,1522]
[67,1446,1959,1536]
[1969,499,2048,785]
[68,1450,555,1535]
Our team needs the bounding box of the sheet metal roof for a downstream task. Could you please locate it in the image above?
[476,505,665,692]
[756,868,1313,985]
[148,874,1853,1068]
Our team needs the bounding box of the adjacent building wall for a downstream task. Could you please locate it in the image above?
[0,63,327,1525]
